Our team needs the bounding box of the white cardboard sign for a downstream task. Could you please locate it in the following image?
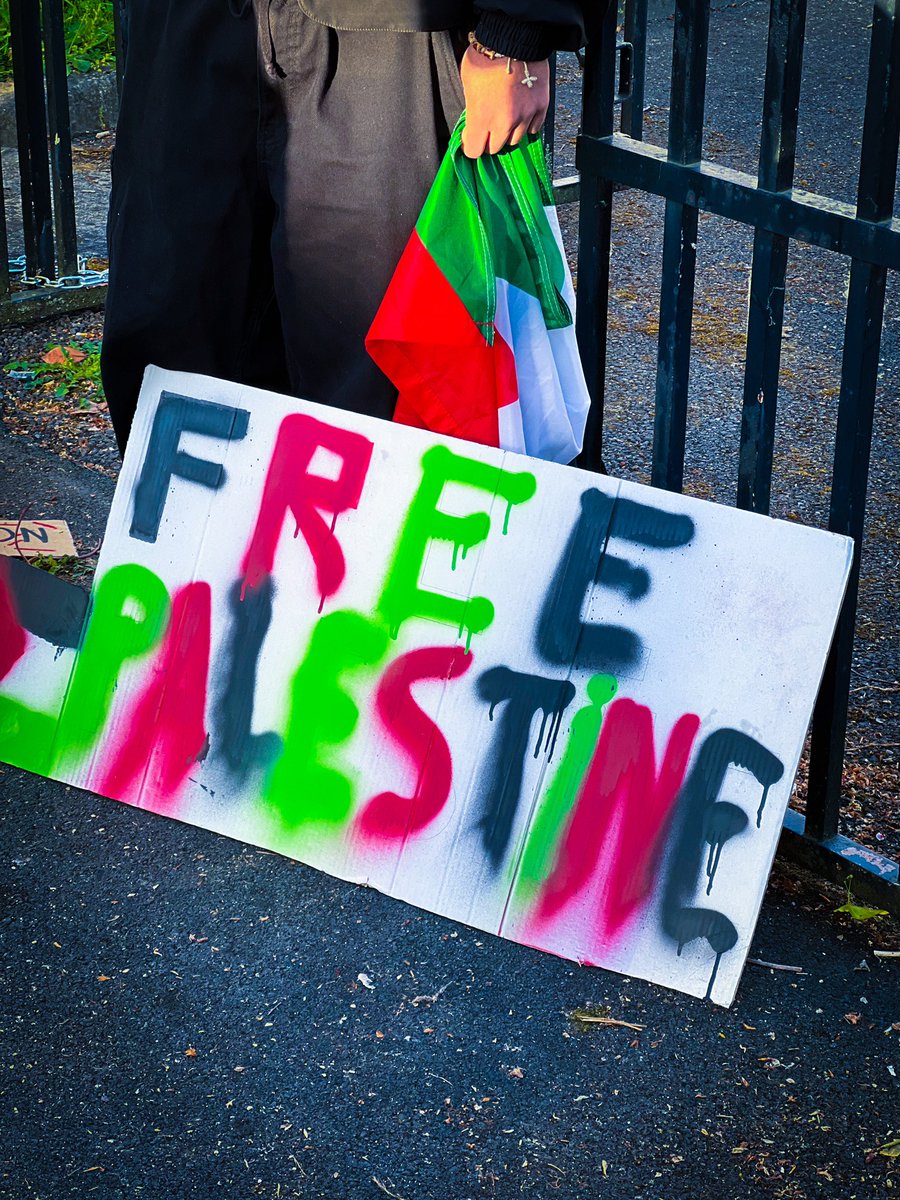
[0,368,852,1004]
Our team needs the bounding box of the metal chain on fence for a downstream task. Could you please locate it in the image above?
[7,254,109,290]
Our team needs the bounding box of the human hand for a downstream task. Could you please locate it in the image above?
[460,46,551,158]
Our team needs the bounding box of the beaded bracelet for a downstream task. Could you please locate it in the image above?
[467,30,539,88]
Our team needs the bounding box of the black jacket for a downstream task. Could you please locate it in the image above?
[297,1,596,58]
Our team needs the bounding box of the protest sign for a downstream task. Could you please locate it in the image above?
[0,519,77,557]
[0,368,851,1004]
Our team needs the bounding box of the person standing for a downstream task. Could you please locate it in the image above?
[102,1,594,454]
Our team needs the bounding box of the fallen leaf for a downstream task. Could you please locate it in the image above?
[96,975,110,982]
[880,1139,900,1158]
[508,1066,525,1079]
[834,901,888,921]
[184,1047,198,1057]
[42,345,86,365]
[843,1012,862,1025]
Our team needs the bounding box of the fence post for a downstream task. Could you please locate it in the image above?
[41,0,79,278]
[0,150,9,302]
[736,0,807,516]
[651,0,711,494]
[8,0,56,278]
[574,0,618,474]
[113,0,128,99]
[806,0,900,842]
[621,0,648,140]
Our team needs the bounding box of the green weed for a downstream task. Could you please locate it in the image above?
[834,875,889,922]
[0,1,116,80]
[5,338,105,407]
[26,553,96,586]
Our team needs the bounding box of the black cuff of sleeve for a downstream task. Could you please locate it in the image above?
[473,12,555,60]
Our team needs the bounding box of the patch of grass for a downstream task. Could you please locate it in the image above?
[5,337,104,407]
[0,0,115,80]
[25,553,96,587]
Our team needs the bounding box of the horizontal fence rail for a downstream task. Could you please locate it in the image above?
[574,0,899,907]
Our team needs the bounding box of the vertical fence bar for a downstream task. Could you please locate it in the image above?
[113,0,128,100]
[8,0,55,278]
[651,0,711,492]
[806,0,900,842]
[622,0,648,139]
[0,150,10,302]
[41,0,78,278]
[574,0,618,473]
[544,53,557,179]
[736,0,807,514]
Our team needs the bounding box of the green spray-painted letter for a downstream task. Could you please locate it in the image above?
[516,674,618,896]
[266,610,389,830]
[379,444,536,644]
[55,564,170,768]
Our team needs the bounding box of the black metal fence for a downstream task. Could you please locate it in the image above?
[0,0,115,323]
[2,0,898,903]
[574,0,899,905]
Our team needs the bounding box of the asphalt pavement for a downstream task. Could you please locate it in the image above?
[2,766,898,1200]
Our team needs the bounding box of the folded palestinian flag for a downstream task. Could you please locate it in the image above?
[366,120,590,464]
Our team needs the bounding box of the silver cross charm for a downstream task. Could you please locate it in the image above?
[521,62,538,88]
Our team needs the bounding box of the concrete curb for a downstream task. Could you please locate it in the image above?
[0,69,118,149]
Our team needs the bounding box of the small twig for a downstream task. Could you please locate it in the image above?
[424,1069,452,1085]
[372,1176,408,1200]
[411,982,451,1006]
[288,1153,306,1179]
[874,950,900,959]
[13,502,33,560]
[747,958,805,973]
[570,1014,646,1032]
